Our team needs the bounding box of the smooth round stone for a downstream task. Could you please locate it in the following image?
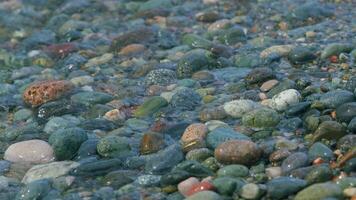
[266,177,307,200]
[305,165,333,184]
[200,107,228,122]
[13,108,33,121]
[206,127,250,149]
[265,167,282,178]
[318,90,354,109]
[217,164,249,178]
[48,127,88,161]
[240,183,266,200]
[205,120,229,131]
[140,132,165,155]
[181,123,208,144]
[176,49,211,79]
[245,67,274,85]
[97,136,131,158]
[212,177,245,196]
[308,142,334,162]
[22,161,79,184]
[223,99,260,118]
[186,148,212,162]
[320,43,353,60]
[178,177,200,197]
[185,191,222,200]
[271,89,301,111]
[288,46,316,64]
[242,108,281,128]
[214,140,261,166]
[171,88,202,111]
[260,45,294,59]
[336,102,356,123]
[260,80,279,92]
[312,121,347,143]
[4,140,54,164]
[70,91,114,106]
[281,152,309,175]
[295,182,343,200]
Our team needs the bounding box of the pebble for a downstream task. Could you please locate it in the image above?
[242,108,281,128]
[295,182,343,200]
[281,152,309,175]
[181,123,208,145]
[336,102,356,123]
[217,164,249,178]
[206,127,250,149]
[260,45,294,58]
[271,89,301,111]
[214,140,261,166]
[260,80,279,92]
[133,96,168,117]
[212,177,245,196]
[48,127,88,160]
[312,121,347,143]
[265,167,282,178]
[22,161,79,184]
[97,136,131,158]
[23,80,74,107]
[140,132,165,155]
[245,67,274,85]
[186,181,215,197]
[223,99,260,118]
[240,183,266,200]
[266,177,307,200]
[178,177,200,197]
[185,191,222,200]
[4,140,54,164]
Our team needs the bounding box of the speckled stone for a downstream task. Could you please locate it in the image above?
[181,123,208,144]
[23,80,74,107]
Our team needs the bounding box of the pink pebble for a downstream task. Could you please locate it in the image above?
[201,176,213,183]
[178,177,200,197]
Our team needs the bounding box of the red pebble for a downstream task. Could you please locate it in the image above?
[186,182,215,197]
[329,55,338,63]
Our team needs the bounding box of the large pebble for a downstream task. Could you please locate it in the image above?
[295,182,342,200]
[281,152,309,175]
[271,89,301,111]
[336,102,356,123]
[23,80,74,107]
[22,161,79,184]
[133,96,168,117]
[223,99,260,118]
[260,45,294,58]
[214,140,261,166]
[245,67,274,85]
[266,177,307,200]
[318,90,354,109]
[48,127,88,160]
[312,121,347,143]
[181,123,208,144]
[178,177,200,197]
[4,140,54,164]
[242,108,281,128]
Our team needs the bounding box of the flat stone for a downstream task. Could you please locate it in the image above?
[4,140,54,164]
[22,161,79,184]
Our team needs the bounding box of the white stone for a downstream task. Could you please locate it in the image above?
[4,140,55,164]
[205,120,229,131]
[271,89,301,111]
[223,99,260,118]
[22,161,79,184]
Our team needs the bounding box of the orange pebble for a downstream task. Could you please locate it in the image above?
[313,157,324,165]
